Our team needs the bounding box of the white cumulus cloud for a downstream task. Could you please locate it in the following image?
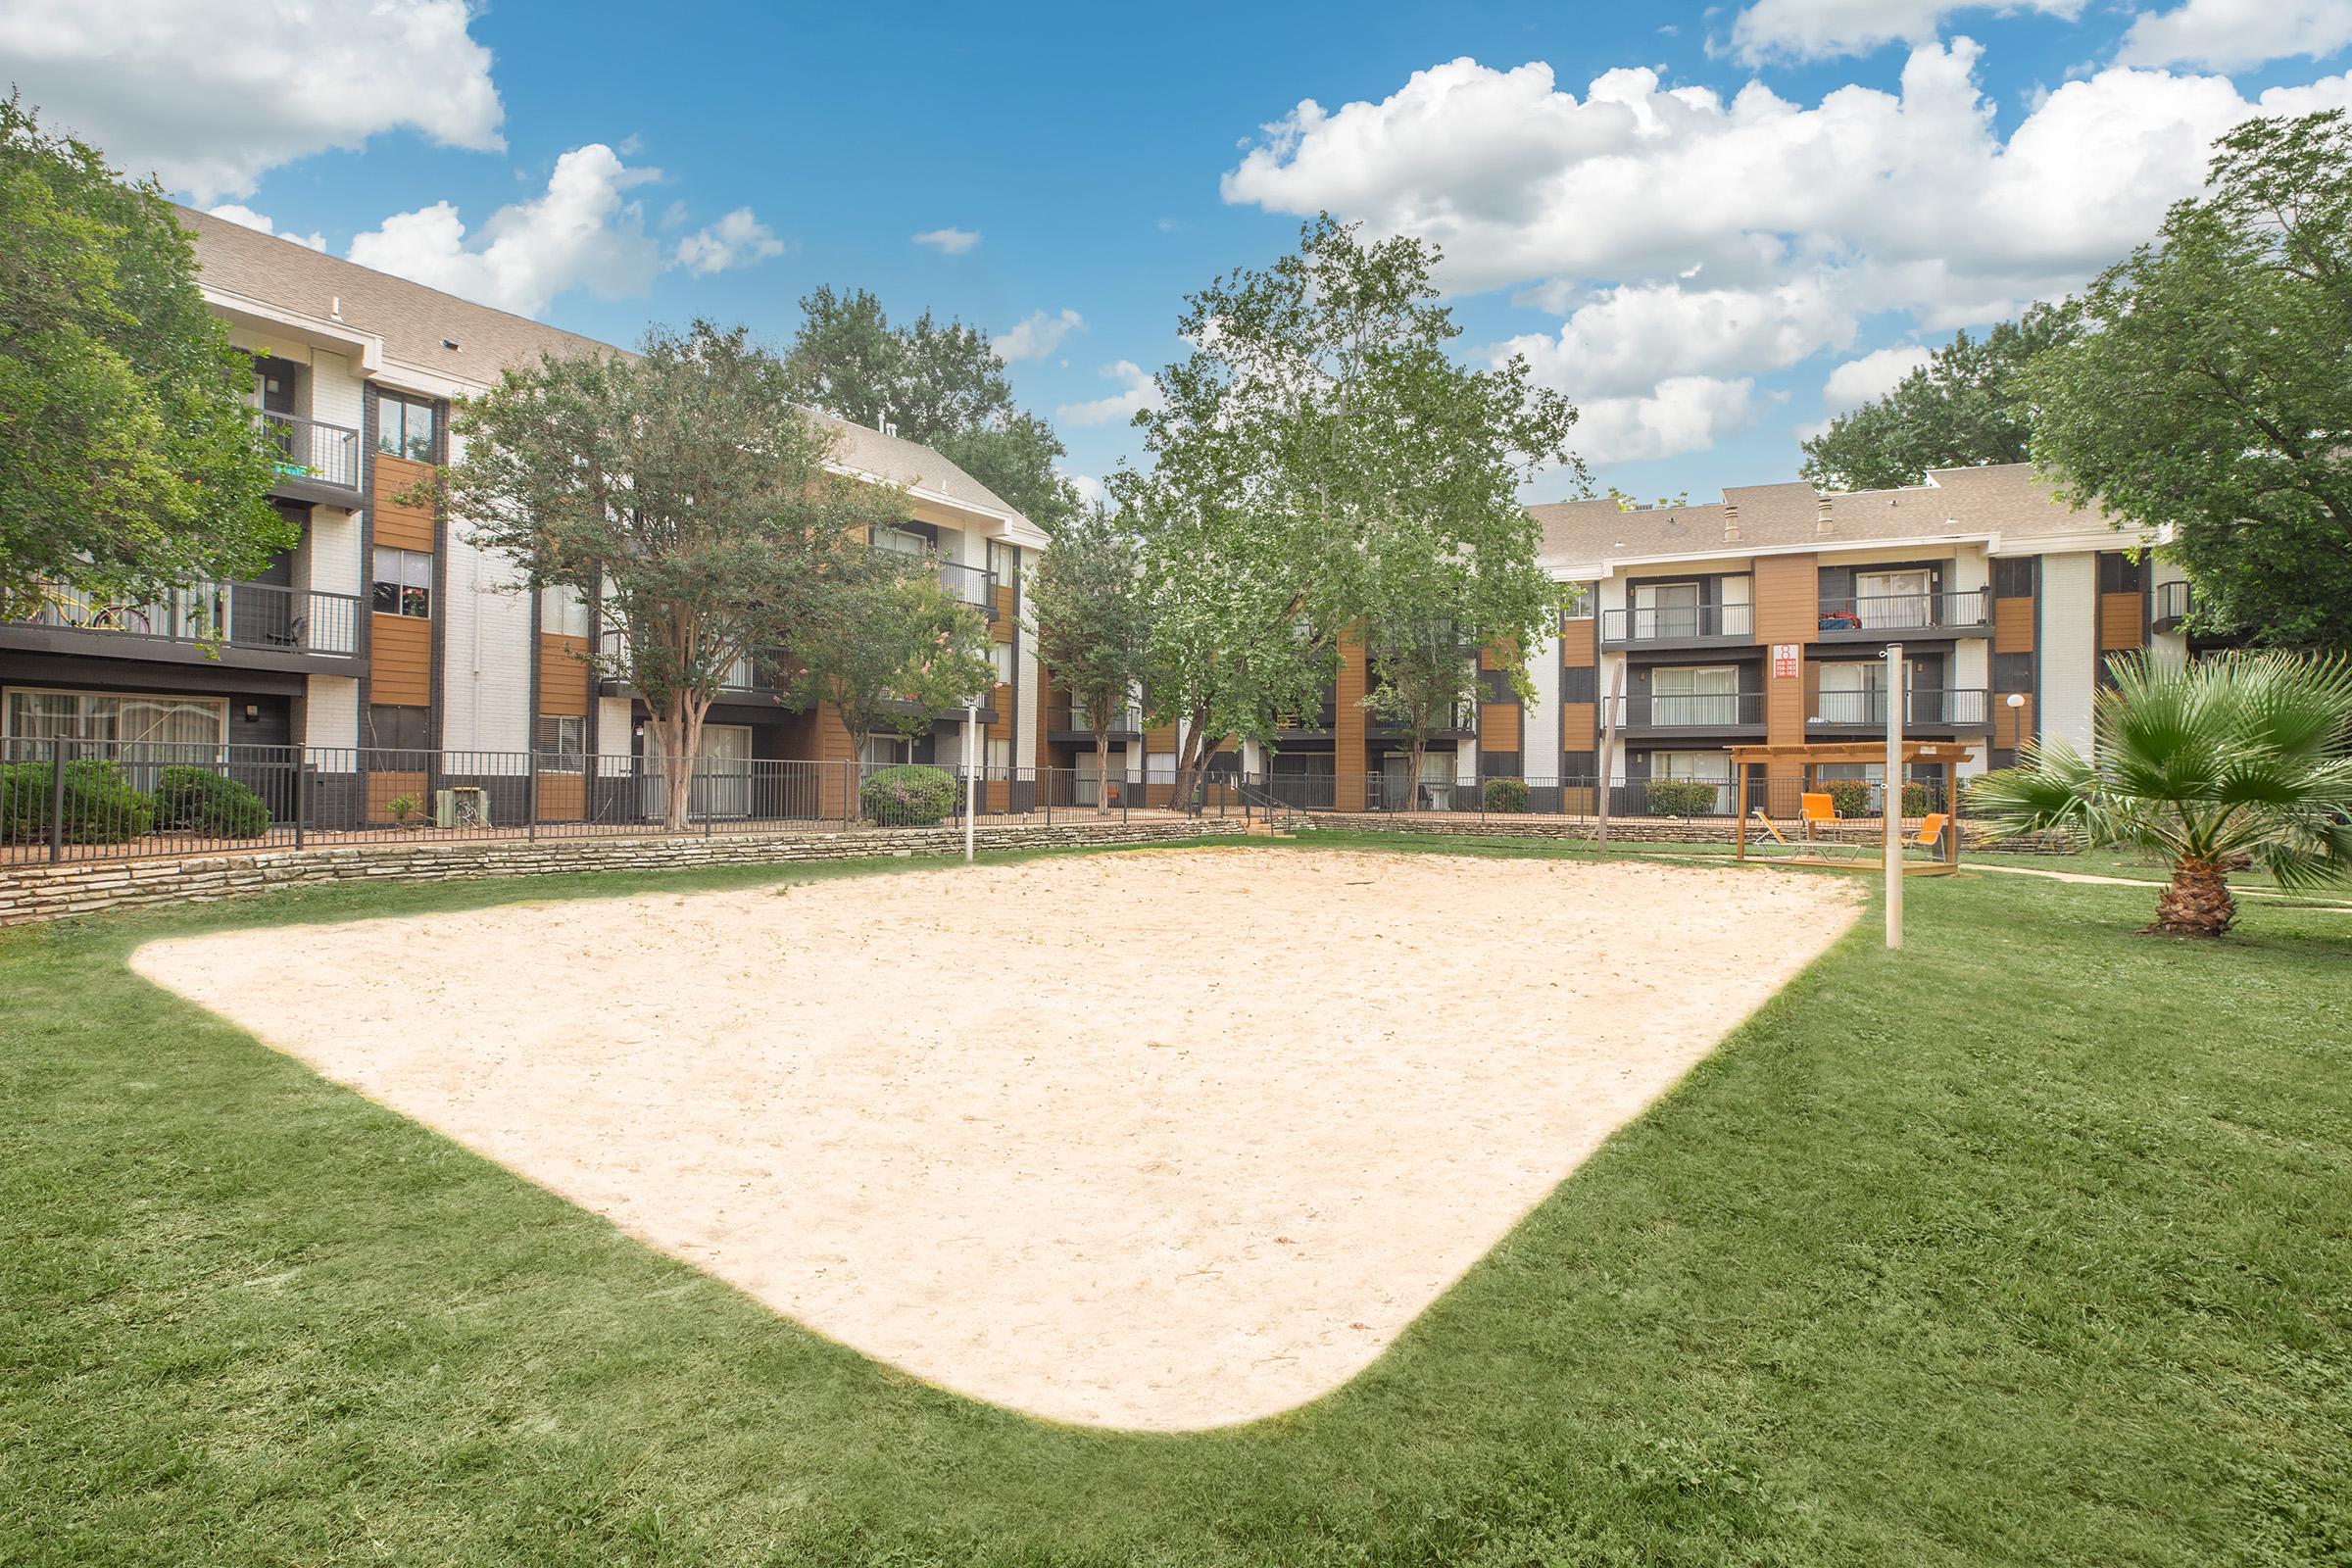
[1497,277,1854,401]
[912,226,981,255]
[207,202,324,252]
[671,208,785,276]
[1725,0,2082,63]
[1057,468,1112,513]
[1056,361,1161,428]
[1571,377,1760,466]
[2117,0,2352,72]
[0,0,504,201]
[1823,344,1936,412]
[998,308,1085,363]
[347,144,662,318]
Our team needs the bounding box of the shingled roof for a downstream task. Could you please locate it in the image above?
[1531,464,2132,569]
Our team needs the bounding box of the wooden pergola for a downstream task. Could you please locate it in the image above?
[1728,741,1979,874]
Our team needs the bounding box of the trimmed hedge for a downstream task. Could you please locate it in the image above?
[154,766,270,838]
[1821,779,1936,818]
[1483,777,1530,813]
[0,759,155,845]
[1642,778,1723,817]
[860,763,956,826]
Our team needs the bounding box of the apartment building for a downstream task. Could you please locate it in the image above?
[1506,464,2191,813]
[0,207,1047,822]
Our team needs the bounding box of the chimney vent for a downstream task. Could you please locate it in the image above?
[1723,501,1740,543]
[1815,495,1834,534]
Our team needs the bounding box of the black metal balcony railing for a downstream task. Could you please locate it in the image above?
[257,410,361,492]
[1622,691,1764,727]
[1046,703,1144,735]
[1367,701,1479,735]
[13,578,360,656]
[2152,579,2192,631]
[1601,602,1754,644]
[1274,698,1341,732]
[1814,589,1991,634]
[1809,688,1991,727]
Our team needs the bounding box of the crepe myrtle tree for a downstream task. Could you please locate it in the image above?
[783,566,996,768]
[2026,112,2352,652]
[434,320,904,832]
[1971,651,2352,937]
[1028,503,1152,814]
[1111,214,1583,808]
[0,98,292,621]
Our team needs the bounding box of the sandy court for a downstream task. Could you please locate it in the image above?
[131,846,1858,1429]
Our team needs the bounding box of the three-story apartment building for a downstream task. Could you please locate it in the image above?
[0,208,1047,823]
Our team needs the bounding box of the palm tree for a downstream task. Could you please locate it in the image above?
[1970,651,2352,937]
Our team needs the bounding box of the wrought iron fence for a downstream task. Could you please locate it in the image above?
[11,577,361,657]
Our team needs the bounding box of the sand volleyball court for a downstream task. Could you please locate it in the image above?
[132,846,1858,1429]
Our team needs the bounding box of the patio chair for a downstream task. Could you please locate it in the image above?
[1798,791,1865,859]
[1902,812,1952,861]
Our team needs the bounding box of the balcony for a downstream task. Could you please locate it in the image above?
[872,544,999,619]
[1047,703,1144,740]
[1600,602,1754,648]
[2152,579,2192,633]
[3,578,361,666]
[1368,701,1479,738]
[1807,688,1991,730]
[257,410,364,508]
[1813,589,1990,640]
[1619,691,1764,731]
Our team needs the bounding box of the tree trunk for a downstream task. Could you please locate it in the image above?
[649,696,707,834]
[1405,734,1427,813]
[2150,856,2236,937]
[1094,729,1110,816]
[1165,710,1210,817]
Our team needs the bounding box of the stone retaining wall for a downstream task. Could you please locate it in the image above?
[1301,813,2071,852]
[0,819,1239,928]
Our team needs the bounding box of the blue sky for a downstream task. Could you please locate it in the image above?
[5,0,2350,508]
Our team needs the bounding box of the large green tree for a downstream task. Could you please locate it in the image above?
[438,320,904,831]
[1112,215,1581,808]
[1028,503,1152,814]
[1799,305,2074,492]
[2027,111,2352,651]
[781,285,1076,530]
[0,97,290,619]
[783,571,994,768]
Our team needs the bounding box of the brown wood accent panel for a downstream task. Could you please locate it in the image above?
[1752,555,1815,758]
[365,770,429,824]
[1994,598,2035,654]
[1145,720,1178,750]
[1482,701,1521,755]
[369,613,432,706]
[815,703,857,819]
[1561,615,1596,666]
[1334,633,1367,810]
[1561,701,1597,756]
[537,633,590,716]
[371,453,437,552]
[1993,695,2035,750]
[2098,592,2143,653]
[536,772,586,821]
[992,584,1016,626]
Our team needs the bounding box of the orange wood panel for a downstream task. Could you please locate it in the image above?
[1334,632,1368,810]
[371,454,438,552]
[1993,695,2035,750]
[1752,555,1816,769]
[815,703,857,819]
[1561,701,1597,758]
[369,613,432,705]
[1481,701,1521,755]
[535,772,585,821]
[2098,592,2143,653]
[365,770,429,824]
[1561,613,1596,666]
[1994,597,2035,654]
[992,584,1016,627]
[538,633,589,716]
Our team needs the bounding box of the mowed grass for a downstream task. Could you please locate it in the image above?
[4,837,2349,1567]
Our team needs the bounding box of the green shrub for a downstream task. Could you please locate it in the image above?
[1901,780,1933,818]
[1643,778,1723,817]
[861,763,956,826]
[0,759,154,844]
[1821,779,1875,818]
[1483,777,1530,813]
[154,765,270,837]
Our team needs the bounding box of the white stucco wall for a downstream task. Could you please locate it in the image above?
[304,674,359,751]
[1527,629,1561,774]
[2037,551,2098,756]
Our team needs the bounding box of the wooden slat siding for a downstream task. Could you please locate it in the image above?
[365,770,429,824]
[815,703,857,819]
[371,454,437,552]
[992,584,1016,628]
[1334,633,1368,811]
[536,771,585,821]
[1561,613,1596,666]
[538,634,589,716]
[1561,702,1596,765]
[1993,597,2035,654]
[1751,554,1817,781]
[1482,701,1521,755]
[369,613,432,706]
[1993,695,2035,751]
[2098,592,2142,653]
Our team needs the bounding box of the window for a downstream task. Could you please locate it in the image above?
[540,585,589,639]
[1561,582,1594,619]
[535,714,585,771]
[2099,553,2148,594]
[1992,557,2035,599]
[368,705,431,753]
[1561,664,1597,705]
[4,689,225,755]
[1992,652,2034,693]
[1650,750,1733,813]
[376,393,437,463]
[986,737,1012,772]
[860,734,915,767]
[1855,568,1932,629]
[988,540,1018,583]
[872,523,931,557]
[988,639,1015,686]
[1479,667,1514,703]
[1563,750,1597,780]
[1146,751,1176,783]
[1651,664,1740,724]
[371,547,431,617]
[1632,580,1701,639]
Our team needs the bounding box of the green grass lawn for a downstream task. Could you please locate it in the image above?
[5,837,2348,1566]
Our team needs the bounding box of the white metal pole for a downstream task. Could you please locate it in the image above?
[964,702,978,863]
[1596,662,1625,854]
[1885,641,1903,950]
